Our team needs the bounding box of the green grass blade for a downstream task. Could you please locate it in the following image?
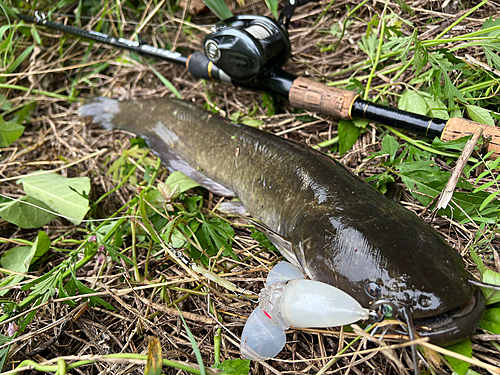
[202,0,233,20]
[5,45,33,74]
[147,62,183,99]
[176,306,206,375]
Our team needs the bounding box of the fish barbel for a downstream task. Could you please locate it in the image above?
[80,96,484,344]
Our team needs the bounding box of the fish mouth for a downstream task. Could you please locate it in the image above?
[411,288,485,345]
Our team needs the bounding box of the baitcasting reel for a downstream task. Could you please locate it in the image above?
[203,15,291,83]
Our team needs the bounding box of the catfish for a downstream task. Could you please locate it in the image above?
[80,96,485,345]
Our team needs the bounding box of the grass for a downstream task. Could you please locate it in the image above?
[0,0,499,374]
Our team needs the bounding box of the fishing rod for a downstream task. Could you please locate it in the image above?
[14,4,500,158]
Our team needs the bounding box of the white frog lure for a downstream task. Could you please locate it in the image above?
[240,262,374,360]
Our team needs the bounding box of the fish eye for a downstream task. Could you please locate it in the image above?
[365,282,380,298]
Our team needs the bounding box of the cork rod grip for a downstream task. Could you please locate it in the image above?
[442,118,500,159]
[288,77,358,120]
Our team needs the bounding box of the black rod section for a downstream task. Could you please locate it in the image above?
[16,13,188,66]
[351,98,447,138]
[242,69,296,98]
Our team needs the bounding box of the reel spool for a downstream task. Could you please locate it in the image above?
[203,15,291,83]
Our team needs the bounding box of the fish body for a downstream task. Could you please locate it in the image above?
[80,97,484,344]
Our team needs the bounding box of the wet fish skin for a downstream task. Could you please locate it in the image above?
[80,97,484,344]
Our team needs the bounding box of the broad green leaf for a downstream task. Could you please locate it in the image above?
[241,118,264,127]
[230,110,242,122]
[251,228,277,252]
[197,217,236,260]
[184,195,203,214]
[1,232,50,273]
[0,115,24,147]
[170,226,188,248]
[397,160,441,174]
[431,136,469,152]
[165,171,201,194]
[482,16,500,34]
[0,93,11,111]
[202,0,233,20]
[399,89,450,119]
[32,231,51,263]
[338,119,360,156]
[399,90,427,116]
[0,195,58,228]
[213,359,251,375]
[0,232,50,296]
[365,173,394,194]
[145,336,163,375]
[353,118,369,128]
[398,167,497,223]
[0,246,31,295]
[422,95,449,120]
[482,269,500,304]
[483,46,500,72]
[381,135,400,161]
[17,172,90,224]
[445,339,471,375]
[465,105,495,127]
[479,308,500,334]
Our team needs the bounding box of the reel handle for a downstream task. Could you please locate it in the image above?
[289,77,500,159]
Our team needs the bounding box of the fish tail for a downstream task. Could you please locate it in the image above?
[79,97,122,130]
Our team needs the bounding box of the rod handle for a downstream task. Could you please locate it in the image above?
[442,118,500,160]
[288,77,358,120]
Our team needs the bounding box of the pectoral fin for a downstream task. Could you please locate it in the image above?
[217,200,249,215]
[145,138,236,197]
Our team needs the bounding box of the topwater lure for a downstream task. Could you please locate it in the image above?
[240,261,374,360]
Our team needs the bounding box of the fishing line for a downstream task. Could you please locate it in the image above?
[401,307,419,375]
[468,278,500,291]
[0,192,139,222]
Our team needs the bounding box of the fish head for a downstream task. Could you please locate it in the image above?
[294,205,485,344]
